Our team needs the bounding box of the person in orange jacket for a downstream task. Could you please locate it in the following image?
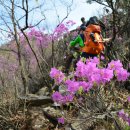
[70,16,111,59]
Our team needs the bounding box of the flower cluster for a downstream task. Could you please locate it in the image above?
[108,60,130,81]
[75,58,114,85]
[57,117,65,124]
[52,91,73,104]
[65,80,92,93]
[118,109,130,126]
[50,68,65,84]
[27,28,51,47]
[128,96,130,102]
[53,20,76,39]
[50,58,130,105]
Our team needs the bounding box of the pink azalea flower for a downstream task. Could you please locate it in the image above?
[118,109,125,117]
[52,91,63,103]
[116,68,129,81]
[101,55,105,60]
[128,96,130,102]
[99,68,113,83]
[107,60,123,70]
[127,118,130,126]
[89,73,101,85]
[66,20,76,26]
[50,68,65,84]
[75,60,86,77]
[58,117,65,124]
[118,109,129,121]
[88,57,100,65]
[65,80,79,93]
[79,81,92,92]
[65,94,74,102]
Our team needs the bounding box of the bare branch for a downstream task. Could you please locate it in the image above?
[88,0,110,8]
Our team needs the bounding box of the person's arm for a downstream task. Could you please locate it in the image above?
[103,38,112,46]
[70,40,77,46]
[103,38,112,43]
[70,35,84,47]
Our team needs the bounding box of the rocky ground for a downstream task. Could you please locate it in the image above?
[0,85,130,130]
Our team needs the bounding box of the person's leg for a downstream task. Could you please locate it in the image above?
[73,54,80,70]
[64,53,74,74]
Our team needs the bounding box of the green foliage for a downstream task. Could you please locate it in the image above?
[124,126,130,130]
[77,86,83,95]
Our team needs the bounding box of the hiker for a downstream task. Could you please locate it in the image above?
[81,17,87,27]
[70,17,87,50]
[79,17,87,33]
[64,16,111,73]
[70,16,111,59]
[77,17,87,42]
[65,17,87,72]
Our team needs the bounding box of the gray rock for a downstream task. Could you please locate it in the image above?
[36,87,49,96]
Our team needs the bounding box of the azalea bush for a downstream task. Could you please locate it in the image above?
[3,20,76,91]
[0,19,77,129]
[19,20,76,64]
[50,57,130,129]
[0,19,77,100]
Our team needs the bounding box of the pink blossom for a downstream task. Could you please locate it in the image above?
[118,109,129,121]
[52,91,63,103]
[99,68,113,83]
[50,68,65,84]
[22,28,50,48]
[101,55,105,60]
[75,58,114,86]
[65,80,79,93]
[58,117,65,124]
[79,81,92,92]
[86,57,100,65]
[107,60,123,70]
[118,109,130,126]
[75,60,86,77]
[53,20,75,39]
[89,72,101,85]
[107,60,129,81]
[116,68,129,81]
[52,91,74,104]
[65,94,74,102]
[66,20,76,26]
[75,59,98,80]
[128,118,130,126]
[118,109,125,117]
[25,45,32,54]
[127,96,130,102]
[54,23,69,38]
[84,62,99,80]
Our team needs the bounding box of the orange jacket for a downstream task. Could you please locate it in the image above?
[81,24,104,54]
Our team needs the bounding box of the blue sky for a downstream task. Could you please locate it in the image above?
[0,0,106,44]
[34,0,105,31]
